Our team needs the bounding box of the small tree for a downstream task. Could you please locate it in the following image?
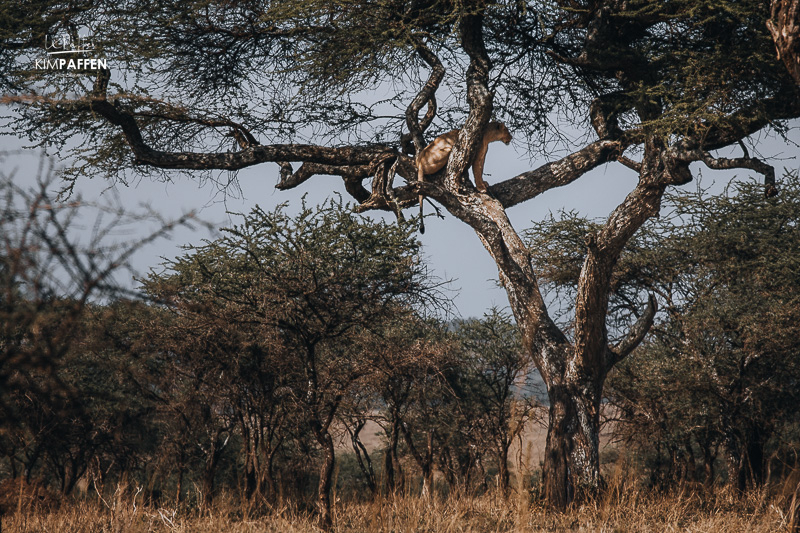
[143,199,441,528]
[0,159,195,493]
[452,309,538,495]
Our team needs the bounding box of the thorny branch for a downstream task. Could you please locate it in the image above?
[692,150,778,197]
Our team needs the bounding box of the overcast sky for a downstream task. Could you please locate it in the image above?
[2,122,798,319]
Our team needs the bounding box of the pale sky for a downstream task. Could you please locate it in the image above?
[2,124,797,319]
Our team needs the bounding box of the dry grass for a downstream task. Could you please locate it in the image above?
[3,469,799,533]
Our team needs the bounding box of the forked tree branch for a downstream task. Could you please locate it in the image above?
[405,36,445,153]
[572,138,679,375]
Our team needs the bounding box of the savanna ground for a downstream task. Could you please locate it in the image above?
[3,415,798,532]
[3,469,799,532]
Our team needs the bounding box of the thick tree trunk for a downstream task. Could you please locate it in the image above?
[542,376,603,507]
[728,426,767,491]
[243,430,258,500]
[201,456,218,508]
[201,465,214,507]
[702,443,716,488]
[401,423,435,498]
[684,437,699,483]
[435,135,666,507]
[383,447,395,495]
[264,446,278,502]
[744,430,766,487]
[421,463,434,498]
[244,458,257,500]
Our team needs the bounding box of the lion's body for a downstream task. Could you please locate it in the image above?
[415,122,512,232]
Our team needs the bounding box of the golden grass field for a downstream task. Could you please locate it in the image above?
[3,409,799,532]
[2,464,799,533]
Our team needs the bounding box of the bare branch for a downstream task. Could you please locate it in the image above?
[617,156,642,172]
[694,150,778,197]
[606,293,657,372]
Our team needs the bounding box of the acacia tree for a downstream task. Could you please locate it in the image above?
[139,262,292,505]
[142,201,437,528]
[452,310,537,495]
[608,175,800,491]
[3,0,800,508]
[526,173,800,490]
[349,315,454,496]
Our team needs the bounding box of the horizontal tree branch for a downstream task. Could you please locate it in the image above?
[693,150,778,196]
[489,140,622,208]
[92,97,396,170]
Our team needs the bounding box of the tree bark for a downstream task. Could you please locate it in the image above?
[264,446,278,502]
[542,376,603,507]
[744,428,766,488]
[315,431,336,531]
[401,422,435,497]
[383,414,404,494]
[768,0,800,85]
[498,442,510,496]
[241,420,258,500]
[200,429,228,508]
[201,459,217,508]
[422,431,434,497]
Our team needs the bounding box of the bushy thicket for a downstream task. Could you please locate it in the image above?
[0,190,538,520]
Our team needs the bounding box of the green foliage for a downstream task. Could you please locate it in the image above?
[3,0,793,180]
[0,162,197,493]
[613,0,782,134]
[144,198,433,341]
[446,309,538,490]
[138,199,445,506]
[391,309,538,493]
